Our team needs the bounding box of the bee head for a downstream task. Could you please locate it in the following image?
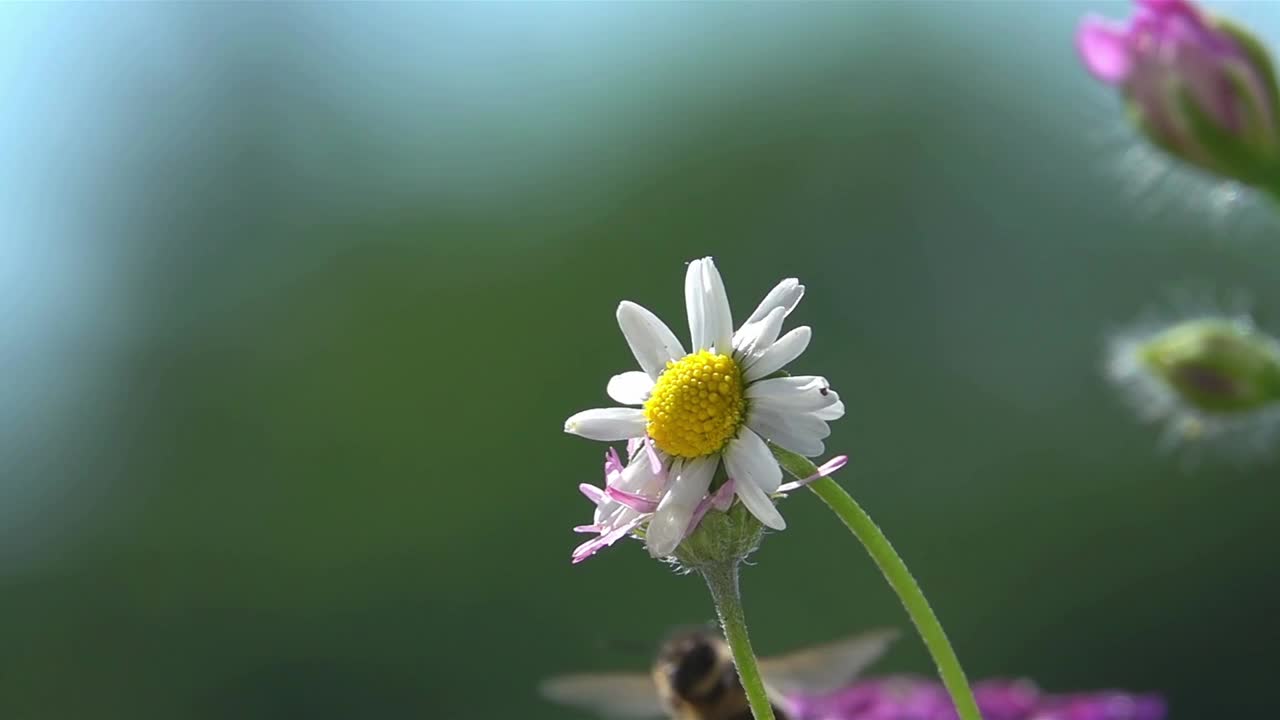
[656,626,726,700]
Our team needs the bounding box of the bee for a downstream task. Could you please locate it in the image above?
[540,625,898,720]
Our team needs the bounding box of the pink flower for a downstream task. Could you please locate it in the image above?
[786,676,1165,720]
[1077,0,1279,183]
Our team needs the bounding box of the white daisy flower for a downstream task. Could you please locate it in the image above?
[564,257,845,558]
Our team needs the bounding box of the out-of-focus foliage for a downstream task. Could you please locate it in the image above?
[3,3,1279,718]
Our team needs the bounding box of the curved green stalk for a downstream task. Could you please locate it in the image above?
[700,560,777,720]
[773,448,984,720]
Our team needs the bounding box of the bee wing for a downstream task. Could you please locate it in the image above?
[758,628,900,697]
[539,672,665,719]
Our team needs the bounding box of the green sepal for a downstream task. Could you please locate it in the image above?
[1141,319,1280,414]
[672,500,764,572]
[1174,81,1276,186]
[1212,17,1280,127]
[1127,99,1183,160]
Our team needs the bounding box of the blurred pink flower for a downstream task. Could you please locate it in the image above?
[786,676,1165,720]
[1077,0,1279,183]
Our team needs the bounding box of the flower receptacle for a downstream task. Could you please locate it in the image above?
[672,499,764,572]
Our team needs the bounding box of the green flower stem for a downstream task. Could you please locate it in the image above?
[700,560,776,720]
[773,447,984,720]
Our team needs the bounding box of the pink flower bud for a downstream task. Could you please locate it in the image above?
[1078,0,1280,185]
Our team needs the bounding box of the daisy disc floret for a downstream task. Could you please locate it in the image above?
[644,350,746,458]
[565,257,845,559]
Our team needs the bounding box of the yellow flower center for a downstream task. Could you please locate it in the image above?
[643,350,745,458]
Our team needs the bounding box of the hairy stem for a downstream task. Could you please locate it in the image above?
[700,560,777,720]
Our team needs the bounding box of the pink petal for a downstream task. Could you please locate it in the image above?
[1077,16,1134,84]
[816,454,849,476]
[686,503,712,536]
[570,517,644,564]
[579,483,605,505]
[777,454,849,493]
[571,537,609,564]
[1138,0,1197,19]
[604,447,624,483]
[573,524,601,534]
[710,478,736,512]
[605,486,660,513]
[685,479,738,535]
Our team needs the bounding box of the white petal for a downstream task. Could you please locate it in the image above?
[619,451,664,492]
[685,257,734,354]
[743,278,805,326]
[746,375,827,399]
[733,467,786,530]
[733,278,804,348]
[703,260,735,355]
[607,371,655,405]
[594,505,643,534]
[751,395,839,420]
[617,301,686,380]
[685,262,706,354]
[744,327,811,381]
[724,428,783,493]
[746,406,829,457]
[815,400,845,421]
[733,306,785,362]
[646,456,717,557]
[638,451,670,495]
[746,376,838,414]
[564,407,647,441]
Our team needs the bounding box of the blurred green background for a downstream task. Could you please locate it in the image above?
[3,2,1279,718]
